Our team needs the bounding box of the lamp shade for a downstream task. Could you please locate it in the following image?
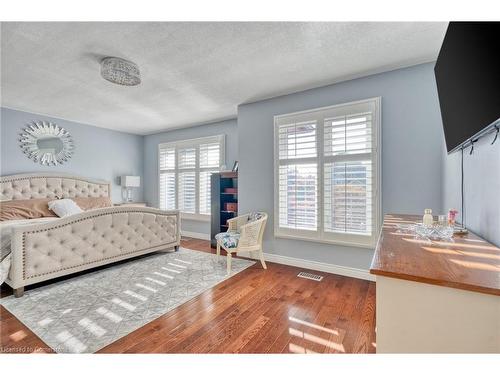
[121,175,140,188]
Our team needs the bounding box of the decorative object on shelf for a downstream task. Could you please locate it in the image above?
[447,208,468,234]
[224,187,237,194]
[225,202,238,212]
[19,121,74,166]
[415,223,454,240]
[437,215,447,226]
[395,222,454,241]
[120,175,141,202]
[447,208,458,227]
[422,208,433,226]
[101,57,141,86]
[232,161,239,171]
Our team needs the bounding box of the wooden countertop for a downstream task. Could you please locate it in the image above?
[370,214,500,296]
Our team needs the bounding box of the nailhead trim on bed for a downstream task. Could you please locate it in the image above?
[0,173,110,202]
[19,208,179,280]
[22,239,178,280]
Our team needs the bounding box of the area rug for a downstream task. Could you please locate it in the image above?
[0,248,254,353]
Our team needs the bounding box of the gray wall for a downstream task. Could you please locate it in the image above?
[442,135,500,247]
[1,107,144,202]
[238,63,444,270]
[143,119,238,235]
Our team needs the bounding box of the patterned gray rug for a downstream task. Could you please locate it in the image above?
[0,248,254,353]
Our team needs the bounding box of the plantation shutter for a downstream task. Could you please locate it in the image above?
[177,147,196,213]
[158,135,224,216]
[199,142,220,168]
[159,146,176,210]
[178,171,196,213]
[199,171,212,215]
[274,98,379,247]
[323,109,374,235]
[178,147,196,169]
[199,140,222,214]
[277,120,318,231]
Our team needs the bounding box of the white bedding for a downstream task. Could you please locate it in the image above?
[0,217,59,284]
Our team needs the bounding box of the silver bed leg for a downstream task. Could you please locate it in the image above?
[14,287,24,298]
[174,245,180,252]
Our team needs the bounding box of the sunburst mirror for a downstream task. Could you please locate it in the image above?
[19,121,74,166]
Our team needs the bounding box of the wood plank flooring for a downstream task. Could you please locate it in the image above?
[0,238,376,354]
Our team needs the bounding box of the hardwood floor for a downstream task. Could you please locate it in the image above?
[0,238,376,354]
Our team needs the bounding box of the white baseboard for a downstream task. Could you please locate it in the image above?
[249,252,375,282]
[180,234,374,281]
[181,230,210,240]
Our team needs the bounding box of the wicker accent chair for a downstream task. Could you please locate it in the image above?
[215,212,268,274]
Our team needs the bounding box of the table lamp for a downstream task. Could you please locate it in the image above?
[121,175,140,202]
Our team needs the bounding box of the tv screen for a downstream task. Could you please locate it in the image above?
[434,22,500,153]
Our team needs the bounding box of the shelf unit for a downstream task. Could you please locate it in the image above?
[210,171,238,248]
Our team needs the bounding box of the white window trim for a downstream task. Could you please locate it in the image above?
[158,134,225,221]
[273,97,382,249]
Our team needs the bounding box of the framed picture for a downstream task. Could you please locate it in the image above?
[232,161,239,171]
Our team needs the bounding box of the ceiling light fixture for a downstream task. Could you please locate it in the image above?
[101,57,141,86]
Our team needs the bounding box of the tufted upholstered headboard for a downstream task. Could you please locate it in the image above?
[0,173,111,202]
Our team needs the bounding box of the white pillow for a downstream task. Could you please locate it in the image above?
[48,199,84,218]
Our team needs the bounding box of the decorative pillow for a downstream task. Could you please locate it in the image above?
[72,197,112,211]
[0,198,57,221]
[48,199,84,218]
[247,212,263,222]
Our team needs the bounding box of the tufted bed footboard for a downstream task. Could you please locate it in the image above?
[7,206,180,297]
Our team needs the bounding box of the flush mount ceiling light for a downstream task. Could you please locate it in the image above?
[101,57,141,86]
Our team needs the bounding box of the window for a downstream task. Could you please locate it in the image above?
[274,98,381,248]
[159,135,225,219]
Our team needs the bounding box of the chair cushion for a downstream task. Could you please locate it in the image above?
[215,231,240,248]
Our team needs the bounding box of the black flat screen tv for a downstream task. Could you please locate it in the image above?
[434,22,500,153]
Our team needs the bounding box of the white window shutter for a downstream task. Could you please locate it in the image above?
[324,161,373,234]
[159,147,175,170]
[159,172,176,210]
[274,98,380,247]
[158,135,224,216]
[199,140,222,214]
[178,147,196,169]
[199,171,212,215]
[279,164,317,230]
[199,142,221,168]
[324,113,373,156]
[278,121,317,160]
[178,171,196,213]
[159,146,176,210]
[277,121,318,231]
[323,111,374,235]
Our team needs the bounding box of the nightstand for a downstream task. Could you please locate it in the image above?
[114,202,147,207]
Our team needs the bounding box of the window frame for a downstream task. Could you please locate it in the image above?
[158,134,225,221]
[273,97,381,249]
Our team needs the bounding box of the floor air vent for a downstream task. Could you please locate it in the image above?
[297,272,323,282]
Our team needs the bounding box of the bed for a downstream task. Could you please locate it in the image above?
[0,173,180,297]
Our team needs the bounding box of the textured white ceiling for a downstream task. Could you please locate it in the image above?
[1,22,447,134]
